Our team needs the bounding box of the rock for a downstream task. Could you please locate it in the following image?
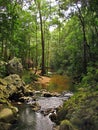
[24,90,34,97]
[62,91,73,98]
[9,92,23,102]
[42,91,53,97]
[4,74,25,88]
[40,108,55,116]
[0,108,14,122]
[59,120,75,130]
[52,92,61,97]
[19,96,34,103]
[32,102,41,111]
[53,125,60,130]
[0,84,9,105]
[7,57,23,76]
[0,78,7,86]
[34,90,41,95]
[4,74,25,100]
[11,106,18,113]
[0,74,26,103]
[49,112,57,122]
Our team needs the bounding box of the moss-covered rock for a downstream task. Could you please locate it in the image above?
[0,108,14,122]
[7,57,23,76]
[0,106,18,123]
[59,120,76,130]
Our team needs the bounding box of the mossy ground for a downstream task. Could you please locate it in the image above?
[57,87,98,130]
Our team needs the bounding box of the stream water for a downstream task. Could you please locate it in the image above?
[10,96,68,130]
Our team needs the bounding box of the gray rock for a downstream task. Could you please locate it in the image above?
[42,92,53,97]
[4,74,25,101]
[7,57,23,76]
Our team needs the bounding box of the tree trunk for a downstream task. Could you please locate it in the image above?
[38,3,46,75]
[82,23,87,74]
[77,5,88,74]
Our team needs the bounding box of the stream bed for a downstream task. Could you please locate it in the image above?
[10,96,69,130]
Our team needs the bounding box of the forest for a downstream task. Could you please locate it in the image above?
[0,0,98,130]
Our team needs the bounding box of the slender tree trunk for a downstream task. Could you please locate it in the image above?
[35,17,38,74]
[77,5,88,74]
[82,23,87,73]
[38,3,46,75]
[1,40,4,58]
[4,39,8,61]
[47,40,50,73]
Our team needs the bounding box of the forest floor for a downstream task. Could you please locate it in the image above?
[38,76,51,86]
[35,70,51,88]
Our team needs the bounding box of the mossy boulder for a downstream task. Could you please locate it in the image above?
[0,79,9,104]
[0,107,18,123]
[7,57,23,76]
[4,74,25,96]
[0,74,25,103]
[0,106,18,130]
[59,120,76,130]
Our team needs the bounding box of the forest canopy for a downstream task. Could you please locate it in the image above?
[0,0,98,80]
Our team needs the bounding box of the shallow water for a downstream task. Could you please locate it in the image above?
[10,97,65,130]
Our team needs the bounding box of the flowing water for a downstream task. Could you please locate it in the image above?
[10,96,68,130]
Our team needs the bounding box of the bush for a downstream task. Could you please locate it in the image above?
[48,75,71,92]
[22,70,38,84]
[81,66,98,88]
[0,61,7,77]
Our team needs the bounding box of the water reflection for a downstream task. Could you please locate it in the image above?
[11,97,64,130]
[11,105,36,130]
[10,105,53,130]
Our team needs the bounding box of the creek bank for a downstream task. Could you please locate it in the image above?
[55,88,98,130]
[0,74,26,130]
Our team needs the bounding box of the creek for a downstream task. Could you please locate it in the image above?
[10,96,69,130]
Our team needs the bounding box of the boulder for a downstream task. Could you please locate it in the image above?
[19,96,34,103]
[7,57,23,76]
[40,108,55,116]
[3,74,25,102]
[0,79,9,103]
[53,125,60,130]
[0,108,15,122]
[32,102,41,111]
[42,91,53,97]
[24,90,34,97]
[4,74,25,96]
[59,120,75,130]
[49,112,57,122]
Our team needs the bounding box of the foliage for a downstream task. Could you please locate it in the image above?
[0,0,98,89]
[60,120,76,130]
[0,61,7,78]
[80,64,98,88]
[22,70,38,84]
[57,88,98,130]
